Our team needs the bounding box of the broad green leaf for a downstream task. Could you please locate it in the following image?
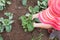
[0,23,4,33]
[22,0,27,6]
[27,23,34,32]
[20,16,27,25]
[9,20,14,24]
[33,6,39,13]
[28,6,33,13]
[9,16,13,20]
[20,15,34,32]
[5,25,12,32]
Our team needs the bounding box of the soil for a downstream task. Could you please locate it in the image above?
[0,0,50,40]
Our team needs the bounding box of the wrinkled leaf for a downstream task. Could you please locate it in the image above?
[27,23,34,32]
[20,16,27,26]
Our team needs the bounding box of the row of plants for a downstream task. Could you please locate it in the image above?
[0,0,13,40]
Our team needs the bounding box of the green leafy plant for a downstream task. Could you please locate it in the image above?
[0,12,14,32]
[28,6,39,14]
[20,0,48,32]
[28,0,48,14]
[20,15,34,32]
[0,0,11,10]
[22,0,27,6]
[37,0,48,10]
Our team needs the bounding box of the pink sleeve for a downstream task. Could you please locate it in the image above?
[48,0,54,7]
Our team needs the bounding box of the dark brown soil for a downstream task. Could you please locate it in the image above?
[0,0,50,40]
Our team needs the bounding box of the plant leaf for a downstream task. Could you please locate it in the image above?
[5,25,12,32]
[0,17,4,22]
[27,23,34,32]
[9,20,14,24]
[0,23,4,33]
[22,0,27,6]
[33,6,39,13]
[28,6,33,13]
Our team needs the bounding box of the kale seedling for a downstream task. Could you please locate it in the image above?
[0,12,14,32]
[28,0,48,14]
[20,0,48,32]
[0,0,11,10]
[20,15,34,32]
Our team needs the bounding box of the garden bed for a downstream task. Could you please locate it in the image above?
[1,0,50,40]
